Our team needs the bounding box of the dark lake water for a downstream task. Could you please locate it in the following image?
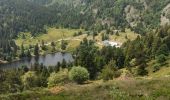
[0,52,74,69]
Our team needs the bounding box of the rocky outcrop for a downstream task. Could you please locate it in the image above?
[125,5,141,27]
[161,3,170,26]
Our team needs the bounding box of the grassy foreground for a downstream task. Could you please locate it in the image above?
[1,77,170,100]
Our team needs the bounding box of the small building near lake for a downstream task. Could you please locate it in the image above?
[102,40,121,48]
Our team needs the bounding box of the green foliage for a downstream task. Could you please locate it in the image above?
[156,44,169,56]
[124,25,170,76]
[69,66,89,84]
[1,1,170,99]
[156,54,167,64]
[101,66,114,81]
[41,40,48,51]
[20,44,25,58]
[61,59,67,68]
[109,86,129,100]
[26,50,32,58]
[75,38,98,79]
[134,22,146,35]
[47,69,68,87]
[34,43,39,56]
[1,0,170,63]
[1,77,170,100]
[136,65,148,76]
[129,58,137,67]
[101,33,109,41]
[101,60,121,81]
[61,40,68,50]
[153,64,161,72]
[0,69,23,94]
[21,71,38,89]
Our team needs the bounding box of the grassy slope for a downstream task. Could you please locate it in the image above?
[15,28,137,52]
[109,29,139,43]
[147,56,170,78]
[1,77,170,100]
[15,28,83,47]
[15,28,85,53]
[95,29,139,44]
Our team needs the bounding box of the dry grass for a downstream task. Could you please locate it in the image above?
[42,77,170,100]
[1,77,170,100]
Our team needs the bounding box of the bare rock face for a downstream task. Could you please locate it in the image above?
[139,0,148,10]
[125,5,141,27]
[161,3,170,26]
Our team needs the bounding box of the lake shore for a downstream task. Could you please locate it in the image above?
[0,52,74,69]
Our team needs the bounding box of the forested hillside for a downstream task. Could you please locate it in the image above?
[1,0,170,38]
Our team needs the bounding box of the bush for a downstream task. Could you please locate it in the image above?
[37,74,48,87]
[21,71,38,89]
[47,69,68,87]
[113,71,121,78]
[101,66,114,81]
[153,64,160,72]
[157,54,166,64]
[136,65,148,76]
[101,66,121,81]
[69,66,89,84]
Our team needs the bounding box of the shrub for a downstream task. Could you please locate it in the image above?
[47,69,68,87]
[153,64,160,72]
[21,71,38,89]
[69,66,89,84]
[157,54,166,64]
[113,71,121,78]
[101,66,114,81]
[37,74,48,87]
[136,65,148,76]
[101,66,121,81]
[130,58,137,67]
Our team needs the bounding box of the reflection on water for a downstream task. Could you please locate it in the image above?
[0,52,74,69]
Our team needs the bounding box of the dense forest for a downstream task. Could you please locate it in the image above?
[1,0,170,37]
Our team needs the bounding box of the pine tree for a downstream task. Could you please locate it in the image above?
[34,43,39,57]
[20,44,25,58]
[61,59,67,68]
[26,50,31,58]
[61,40,67,50]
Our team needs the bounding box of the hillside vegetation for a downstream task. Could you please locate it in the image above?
[1,0,170,100]
[1,0,170,60]
[1,77,170,100]
[15,28,83,46]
